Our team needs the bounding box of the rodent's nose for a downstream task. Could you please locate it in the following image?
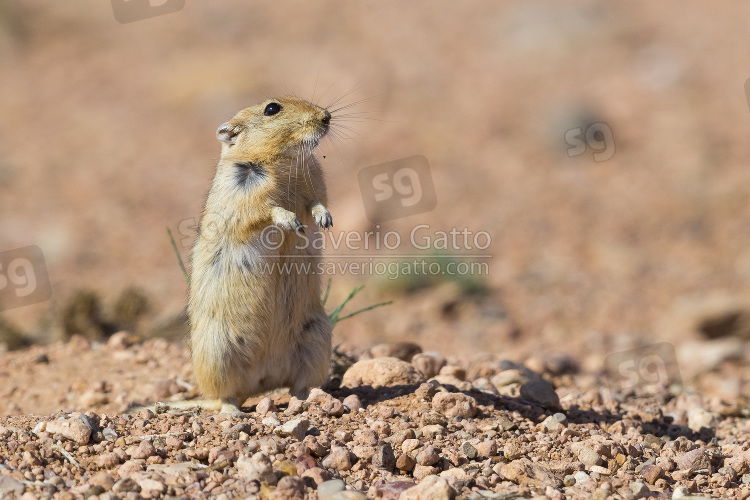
[321,110,331,126]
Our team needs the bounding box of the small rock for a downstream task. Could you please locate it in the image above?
[413,464,439,479]
[275,417,309,441]
[112,477,141,494]
[373,443,396,471]
[300,467,331,485]
[641,464,664,485]
[476,440,497,458]
[676,449,710,471]
[286,396,305,414]
[322,447,353,471]
[256,396,276,415]
[342,394,363,411]
[89,471,116,491]
[237,452,276,483]
[672,486,690,498]
[117,459,145,478]
[136,477,166,495]
[432,392,477,418]
[396,454,416,472]
[577,446,602,467]
[415,380,440,400]
[503,442,524,460]
[519,380,560,409]
[46,417,92,445]
[417,445,441,466]
[502,458,563,488]
[272,476,306,500]
[107,331,138,349]
[369,342,422,361]
[563,475,576,486]
[411,353,446,379]
[96,452,121,469]
[402,439,420,454]
[400,475,455,500]
[354,429,378,446]
[0,476,24,498]
[630,481,650,498]
[317,479,346,498]
[542,413,568,430]
[369,480,415,499]
[342,357,425,387]
[687,408,720,431]
[461,442,478,459]
[129,439,156,459]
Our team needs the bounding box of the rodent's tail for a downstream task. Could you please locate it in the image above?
[126,398,223,415]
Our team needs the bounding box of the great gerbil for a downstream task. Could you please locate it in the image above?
[188,97,334,414]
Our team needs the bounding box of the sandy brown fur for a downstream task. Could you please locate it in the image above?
[188,97,333,412]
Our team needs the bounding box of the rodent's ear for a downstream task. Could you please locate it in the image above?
[216,122,242,145]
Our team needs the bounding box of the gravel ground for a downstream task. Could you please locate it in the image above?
[1,335,750,499]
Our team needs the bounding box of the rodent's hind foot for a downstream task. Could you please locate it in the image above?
[220,397,250,417]
[311,203,333,230]
[272,206,304,233]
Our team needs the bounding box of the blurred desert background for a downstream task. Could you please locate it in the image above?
[2,1,750,400]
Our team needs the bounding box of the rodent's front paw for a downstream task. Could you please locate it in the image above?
[272,207,305,233]
[311,204,333,230]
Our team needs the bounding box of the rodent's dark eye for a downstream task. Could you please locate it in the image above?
[264,102,282,116]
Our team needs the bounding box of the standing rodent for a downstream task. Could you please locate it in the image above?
[188,97,334,414]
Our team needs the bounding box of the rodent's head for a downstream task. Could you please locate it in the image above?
[216,97,331,163]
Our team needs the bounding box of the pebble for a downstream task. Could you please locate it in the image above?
[273,476,305,499]
[461,441,478,459]
[519,380,560,409]
[274,417,309,440]
[369,342,422,361]
[129,439,156,459]
[112,477,141,494]
[417,445,441,466]
[475,440,497,457]
[502,459,562,488]
[96,452,121,468]
[630,481,649,498]
[373,443,396,471]
[45,418,93,445]
[236,452,275,483]
[342,357,426,387]
[256,396,277,414]
[0,476,24,497]
[397,454,416,471]
[563,475,576,486]
[369,480,415,499]
[322,446,353,471]
[400,475,455,500]
[577,446,602,466]
[431,392,477,418]
[342,394,363,411]
[676,449,710,471]
[542,412,568,430]
[641,464,664,485]
[317,479,346,498]
[411,352,446,379]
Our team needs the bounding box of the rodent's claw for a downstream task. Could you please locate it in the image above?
[272,207,305,233]
[313,208,333,230]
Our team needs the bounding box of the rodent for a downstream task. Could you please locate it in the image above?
[188,97,334,414]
